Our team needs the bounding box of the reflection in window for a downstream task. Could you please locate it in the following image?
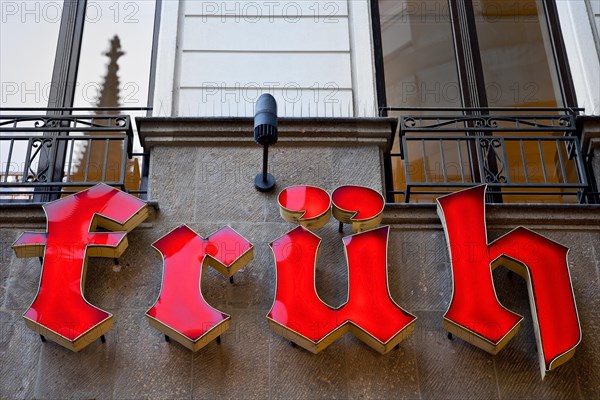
[379,1,464,202]
[0,0,63,109]
[474,0,573,203]
[0,0,63,191]
[1,1,156,199]
[69,0,156,194]
[379,0,460,110]
[69,36,140,194]
[474,0,563,108]
[378,0,578,203]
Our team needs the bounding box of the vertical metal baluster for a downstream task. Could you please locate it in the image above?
[102,139,109,182]
[475,137,485,183]
[466,137,476,183]
[422,139,429,183]
[47,138,57,186]
[500,138,510,184]
[402,136,411,202]
[84,139,92,183]
[22,138,33,182]
[457,139,465,183]
[4,139,14,183]
[66,139,75,182]
[520,139,529,184]
[439,139,448,183]
[538,140,549,184]
[555,139,568,184]
[120,136,128,190]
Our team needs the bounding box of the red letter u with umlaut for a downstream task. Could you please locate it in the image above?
[437,185,581,377]
[268,185,416,353]
[11,184,149,351]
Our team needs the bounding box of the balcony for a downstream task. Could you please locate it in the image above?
[0,108,149,203]
[382,107,598,204]
[1,107,598,206]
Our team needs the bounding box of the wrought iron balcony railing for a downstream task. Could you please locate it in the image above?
[0,108,150,203]
[382,107,597,204]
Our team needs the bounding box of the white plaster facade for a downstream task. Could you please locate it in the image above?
[152,0,600,117]
[557,0,600,115]
[152,0,377,118]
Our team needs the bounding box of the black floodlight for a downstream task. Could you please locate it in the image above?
[253,93,278,192]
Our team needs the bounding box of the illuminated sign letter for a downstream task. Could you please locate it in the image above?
[11,184,148,351]
[146,225,253,351]
[437,185,581,377]
[268,185,416,353]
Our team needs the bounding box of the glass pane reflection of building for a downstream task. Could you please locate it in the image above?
[69,1,156,195]
[380,0,578,203]
[380,0,464,203]
[0,0,63,196]
[475,0,575,203]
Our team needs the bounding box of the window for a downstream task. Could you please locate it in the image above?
[0,0,159,202]
[373,0,589,204]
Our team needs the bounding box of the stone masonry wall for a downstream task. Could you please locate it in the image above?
[1,118,599,399]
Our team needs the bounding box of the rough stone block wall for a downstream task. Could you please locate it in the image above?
[1,118,599,399]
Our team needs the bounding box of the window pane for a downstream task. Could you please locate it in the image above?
[70,0,156,193]
[379,0,461,110]
[1,0,63,197]
[474,0,563,108]
[0,0,62,108]
[379,0,463,202]
[474,0,576,203]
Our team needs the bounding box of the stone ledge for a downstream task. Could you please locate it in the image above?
[384,203,600,231]
[0,201,160,228]
[136,117,397,151]
[577,115,600,154]
[3,200,597,231]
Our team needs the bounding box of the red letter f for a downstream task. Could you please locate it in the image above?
[12,184,148,351]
